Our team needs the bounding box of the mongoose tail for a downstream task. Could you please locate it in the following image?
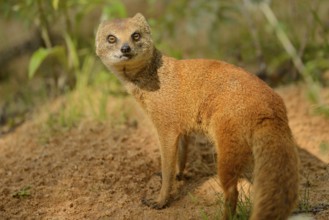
[250,120,299,220]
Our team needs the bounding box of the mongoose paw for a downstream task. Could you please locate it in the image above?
[141,198,168,210]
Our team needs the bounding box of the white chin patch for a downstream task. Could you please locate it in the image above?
[119,55,132,61]
[108,54,134,63]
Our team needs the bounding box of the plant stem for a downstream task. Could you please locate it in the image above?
[36,0,52,48]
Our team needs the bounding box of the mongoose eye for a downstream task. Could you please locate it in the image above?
[132,32,141,41]
[107,35,117,44]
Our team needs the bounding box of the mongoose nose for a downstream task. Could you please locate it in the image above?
[121,44,131,54]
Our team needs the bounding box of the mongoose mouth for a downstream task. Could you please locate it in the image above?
[115,54,134,61]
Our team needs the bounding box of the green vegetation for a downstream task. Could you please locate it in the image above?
[12,185,31,199]
[319,141,329,155]
[0,0,128,136]
[299,179,311,213]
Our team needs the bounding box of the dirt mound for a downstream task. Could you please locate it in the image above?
[0,84,328,219]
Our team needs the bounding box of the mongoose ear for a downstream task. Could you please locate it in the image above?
[132,13,151,33]
[133,13,147,22]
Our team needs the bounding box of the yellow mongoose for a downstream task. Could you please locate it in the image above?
[96,13,299,220]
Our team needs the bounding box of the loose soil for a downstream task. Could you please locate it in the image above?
[0,84,328,220]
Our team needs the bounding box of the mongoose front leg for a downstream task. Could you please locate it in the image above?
[153,135,188,180]
[142,131,179,209]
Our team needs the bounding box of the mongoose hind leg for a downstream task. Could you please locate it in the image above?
[215,136,245,219]
[218,157,239,220]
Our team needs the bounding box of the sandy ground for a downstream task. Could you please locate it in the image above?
[0,84,328,220]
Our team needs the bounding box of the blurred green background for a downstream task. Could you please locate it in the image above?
[0,0,328,136]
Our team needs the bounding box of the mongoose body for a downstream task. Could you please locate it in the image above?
[96,13,299,220]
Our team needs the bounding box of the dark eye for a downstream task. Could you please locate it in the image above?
[132,32,141,41]
[107,35,117,44]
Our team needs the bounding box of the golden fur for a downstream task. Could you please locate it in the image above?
[96,13,299,220]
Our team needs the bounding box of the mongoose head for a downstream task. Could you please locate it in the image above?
[96,13,154,77]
